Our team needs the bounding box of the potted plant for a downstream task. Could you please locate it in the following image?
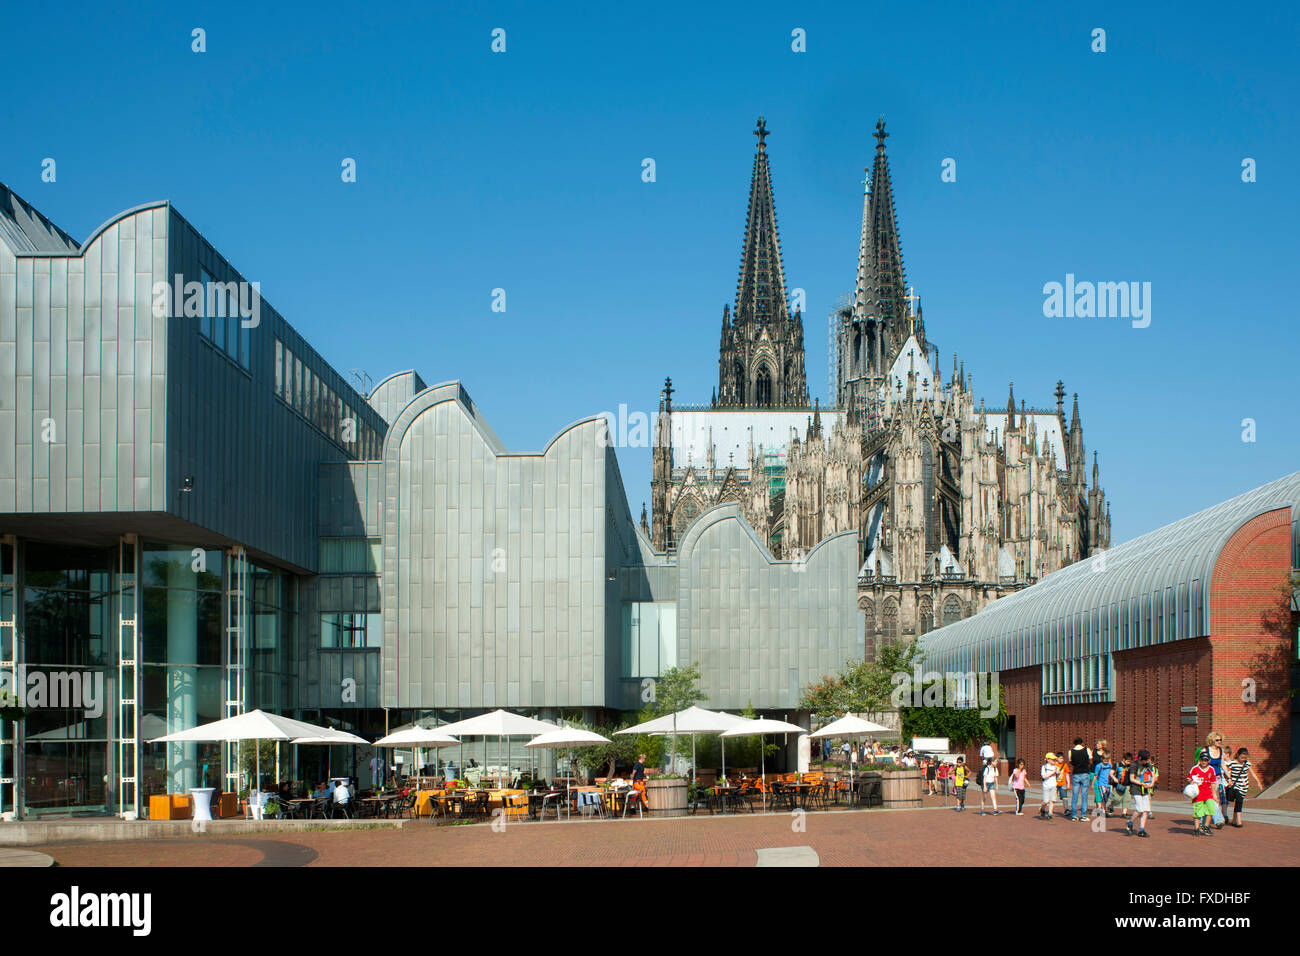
[0,687,28,723]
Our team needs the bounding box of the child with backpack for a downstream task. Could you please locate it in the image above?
[1187,751,1220,837]
[1110,753,1134,817]
[1040,753,1059,819]
[1127,750,1157,838]
[1093,750,1115,817]
[952,756,968,811]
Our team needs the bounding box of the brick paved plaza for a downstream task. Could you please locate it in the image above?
[37,798,1300,868]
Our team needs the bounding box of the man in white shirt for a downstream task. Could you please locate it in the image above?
[979,740,996,763]
[332,779,351,817]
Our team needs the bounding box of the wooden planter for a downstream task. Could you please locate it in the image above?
[645,778,687,817]
[881,770,923,807]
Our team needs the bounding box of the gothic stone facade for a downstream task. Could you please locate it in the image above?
[647,118,1112,655]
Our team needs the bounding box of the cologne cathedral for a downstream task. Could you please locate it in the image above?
[643,117,1112,655]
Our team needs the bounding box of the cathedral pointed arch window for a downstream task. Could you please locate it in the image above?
[919,595,933,635]
[672,497,701,541]
[859,598,875,632]
[923,441,938,554]
[734,362,745,404]
[882,598,898,647]
[756,365,772,406]
[942,594,964,627]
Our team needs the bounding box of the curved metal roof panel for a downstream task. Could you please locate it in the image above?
[918,472,1300,673]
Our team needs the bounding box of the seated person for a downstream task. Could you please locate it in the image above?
[311,781,331,799]
[333,779,351,807]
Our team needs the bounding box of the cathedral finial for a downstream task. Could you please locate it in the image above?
[1054,380,1066,413]
[754,115,770,150]
[663,377,674,409]
[874,116,889,150]
[1007,381,1016,422]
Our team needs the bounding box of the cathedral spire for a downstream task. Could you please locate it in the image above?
[1007,381,1016,422]
[718,117,808,408]
[854,117,913,359]
[733,115,789,327]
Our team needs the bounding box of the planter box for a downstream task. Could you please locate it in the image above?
[214,793,239,819]
[645,778,687,817]
[880,770,922,807]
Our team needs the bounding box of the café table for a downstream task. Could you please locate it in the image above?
[779,782,814,810]
[285,797,317,819]
[711,784,739,814]
[442,790,478,819]
[189,787,215,823]
[528,791,563,820]
[356,795,391,819]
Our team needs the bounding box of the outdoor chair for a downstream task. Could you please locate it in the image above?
[331,797,352,820]
[624,782,647,819]
[576,789,604,819]
[469,790,491,821]
[539,790,567,821]
[502,792,529,823]
[770,782,795,812]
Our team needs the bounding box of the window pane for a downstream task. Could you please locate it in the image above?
[274,340,282,395]
[199,268,213,339]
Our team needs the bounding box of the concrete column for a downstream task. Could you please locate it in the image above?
[165,561,198,793]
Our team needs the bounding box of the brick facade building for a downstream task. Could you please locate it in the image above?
[923,474,1299,792]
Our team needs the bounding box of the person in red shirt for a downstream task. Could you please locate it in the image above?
[1187,752,1219,837]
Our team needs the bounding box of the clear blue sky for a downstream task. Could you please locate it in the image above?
[4,1,1296,544]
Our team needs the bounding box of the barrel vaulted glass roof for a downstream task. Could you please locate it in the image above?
[918,472,1300,674]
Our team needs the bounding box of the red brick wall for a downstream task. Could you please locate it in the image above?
[950,506,1295,792]
[1208,507,1294,784]
[957,641,1212,793]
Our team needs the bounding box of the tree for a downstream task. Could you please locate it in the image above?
[900,679,1007,746]
[800,640,923,728]
[650,663,707,771]
[569,712,665,781]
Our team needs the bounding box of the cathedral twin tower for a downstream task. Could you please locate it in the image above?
[648,116,1112,648]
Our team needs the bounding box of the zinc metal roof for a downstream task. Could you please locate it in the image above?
[0,181,80,254]
[918,471,1300,673]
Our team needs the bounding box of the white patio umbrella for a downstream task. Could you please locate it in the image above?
[809,713,892,793]
[721,717,806,811]
[435,710,559,788]
[149,709,339,798]
[373,726,461,786]
[617,706,747,783]
[291,727,369,784]
[639,709,752,784]
[525,727,611,817]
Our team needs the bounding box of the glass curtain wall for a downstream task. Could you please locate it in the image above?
[21,544,114,815]
[140,545,224,798]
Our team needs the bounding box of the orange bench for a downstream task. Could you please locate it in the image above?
[148,793,192,820]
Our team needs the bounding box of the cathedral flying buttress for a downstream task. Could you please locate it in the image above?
[648,118,1112,657]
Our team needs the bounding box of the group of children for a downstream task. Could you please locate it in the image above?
[940,733,1265,839]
